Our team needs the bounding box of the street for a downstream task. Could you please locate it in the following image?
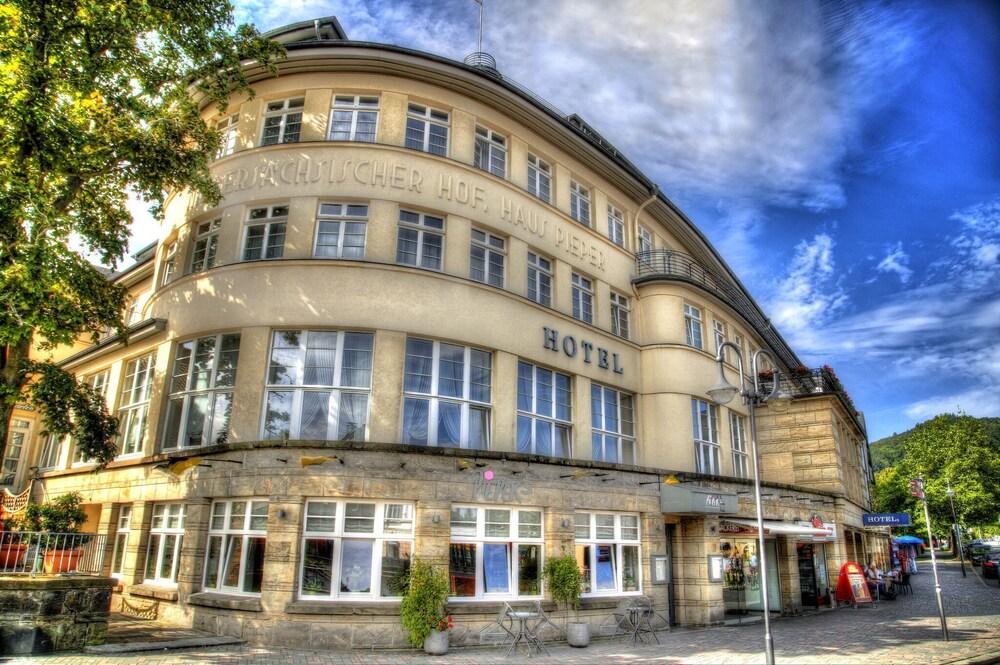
[8,559,999,665]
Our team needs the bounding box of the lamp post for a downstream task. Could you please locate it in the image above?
[706,343,790,665]
[946,482,966,578]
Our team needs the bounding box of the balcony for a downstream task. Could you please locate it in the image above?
[760,367,865,434]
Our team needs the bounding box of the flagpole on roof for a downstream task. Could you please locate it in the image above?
[475,0,484,54]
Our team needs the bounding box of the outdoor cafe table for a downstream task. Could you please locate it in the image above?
[505,608,549,657]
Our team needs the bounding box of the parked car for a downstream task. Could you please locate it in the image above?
[982,552,1000,579]
[970,545,1000,567]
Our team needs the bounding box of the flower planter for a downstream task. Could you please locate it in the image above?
[42,548,83,574]
[566,621,590,648]
[0,543,28,569]
[423,629,449,655]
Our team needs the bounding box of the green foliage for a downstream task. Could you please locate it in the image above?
[0,1,283,464]
[869,431,910,471]
[11,492,87,533]
[543,554,583,618]
[399,558,449,647]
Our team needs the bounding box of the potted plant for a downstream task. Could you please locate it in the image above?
[543,554,588,647]
[0,513,29,569]
[14,492,88,574]
[400,558,451,655]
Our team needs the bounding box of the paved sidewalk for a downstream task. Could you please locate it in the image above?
[9,560,999,665]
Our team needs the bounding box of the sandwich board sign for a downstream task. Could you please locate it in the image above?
[835,561,873,606]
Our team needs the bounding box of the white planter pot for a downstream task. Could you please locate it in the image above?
[423,629,449,655]
[566,622,590,648]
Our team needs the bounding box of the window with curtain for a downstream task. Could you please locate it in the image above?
[405,103,449,156]
[527,154,551,203]
[204,499,268,595]
[314,203,367,259]
[190,219,221,273]
[145,504,185,586]
[328,95,378,142]
[396,209,444,270]
[299,500,414,600]
[730,411,750,479]
[516,361,571,457]
[474,126,506,177]
[591,384,635,464]
[110,506,132,578]
[118,354,154,456]
[684,304,703,349]
[692,398,721,475]
[262,330,374,442]
[570,181,591,226]
[574,512,641,595]
[449,506,543,600]
[243,205,288,261]
[401,338,491,449]
[527,252,552,307]
[470,228,505,287]
[261,98,303,145]
[163,333,240,449]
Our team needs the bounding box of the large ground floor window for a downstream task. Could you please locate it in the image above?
[204,499,268,596]
[449,505,543,600]
[574,512,641,595]
[144,504,185,586]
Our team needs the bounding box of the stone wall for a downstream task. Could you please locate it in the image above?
[0,576,114,655]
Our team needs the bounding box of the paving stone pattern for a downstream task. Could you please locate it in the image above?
[11,560,1000,665]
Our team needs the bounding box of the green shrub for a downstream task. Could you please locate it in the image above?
[399,558,450,647]
[543,554,583,620]
[12,492,87,534]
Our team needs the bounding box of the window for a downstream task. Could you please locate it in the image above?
[329,95,378,142]
[610,292,630,339]
[591,385,635,464]
[572,273,594,324]
[215,113,239,158]
[243,205,288,261]
[517,362,571,457]
[692,398,721,475]
[396,210,444,270]
[405,103,448,156]
[300,501,414,599]
[684,304,703,349]
[261,98,304,145]
[73,370,109,464]
[608,205,626,248]
[527,155,551,203]
[638,226,653,254]
[144,504,185,585]
[125,297,141,326]
[470,229,505,287]
[713,320,727,361]
[110,506,132,579]
[37,434,62,470]
[574,512,641,595]
[262,330,374,442]
[733,333,746,365]
[160,242,176,286]
[474,126,506,177]
[163,334,240,449]
[730,412,749,479]
[2,420,29,485]
[190,219,221,273]
[204,500,267,595]
[314,203,367,259]
[402,339,491,449]
[570,181,591,226]
[118,354,154,456]
[449,506,543,600]
[527,252,552,307]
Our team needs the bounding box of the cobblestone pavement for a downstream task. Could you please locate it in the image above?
[8,559,999,665]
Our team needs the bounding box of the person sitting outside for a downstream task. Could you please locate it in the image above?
[866,562,895,600]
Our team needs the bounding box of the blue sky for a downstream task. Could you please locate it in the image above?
[128,0,1000,440]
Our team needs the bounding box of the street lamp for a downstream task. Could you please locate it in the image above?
[706,343,790,665]
[946,482,966,578]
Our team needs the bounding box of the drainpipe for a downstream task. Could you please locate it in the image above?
[631,185,660,299]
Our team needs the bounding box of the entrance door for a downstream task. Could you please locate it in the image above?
[797,543,818,607]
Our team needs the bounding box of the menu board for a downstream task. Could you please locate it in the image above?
[835,561,873,605]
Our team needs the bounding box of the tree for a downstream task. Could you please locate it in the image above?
[0,2,283,467]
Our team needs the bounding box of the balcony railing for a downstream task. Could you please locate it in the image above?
[0,531,107,576]
[759,367,865,432]
[634,249,799,371]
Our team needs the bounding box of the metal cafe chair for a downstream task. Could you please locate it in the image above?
[529,600,563,640]
[479,602,516,646]
[598,598,634,636]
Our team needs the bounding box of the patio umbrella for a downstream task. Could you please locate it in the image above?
[894,535,925,545]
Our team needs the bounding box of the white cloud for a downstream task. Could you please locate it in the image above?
[768,233,848,347]
[904,386,1000,421]
[875,242,913,284]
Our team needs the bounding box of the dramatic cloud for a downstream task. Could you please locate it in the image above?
[875,242,914,284]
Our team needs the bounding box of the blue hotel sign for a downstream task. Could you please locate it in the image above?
[863,513,912,527]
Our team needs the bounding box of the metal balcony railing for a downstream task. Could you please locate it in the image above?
[759,367,865,432]
[0,531,107,576]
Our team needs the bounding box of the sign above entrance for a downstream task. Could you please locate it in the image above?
[660,484,737,515]
[862,512,912,527]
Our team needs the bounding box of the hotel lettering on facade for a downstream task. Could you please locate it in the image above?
[2,18,881,646]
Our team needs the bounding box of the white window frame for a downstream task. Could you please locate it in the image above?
[314,202,368,259]
[118,354,154,458]
[591,384,636,464]
[638,226,653,254]
[144,503,185,587]
[608,205,626,248]
[574,512,642,597]
[73,370,110,465]
[163,333,240,450]
[570,181,591,227]
[611,292,630,339]
[37,433,64,470]
[516,361,572,457]
[572,273,594,324]
[2,419,30,485]
[203,499,268,596]
[405,103,449,156]
[299,500,415,601]
[448,505,544,601]
[401,338,492,449]
[215,113,239,159]
[527,252,552,307]
[692,398,721,475]
[527,154,551,203]
[261,330,374,442]
[733,333,746,365]
[242,204,288,261]
[396,209,445,270]
[730,411,750,479]
[190,219,221,273]
[328,95,379,142]
[110,505,132,579]
[260,97,304,145]
[474,126,507,178]
[713,319,728,361]
[160,241,176,286]
[684,304,704,349]
[470,228,506,287]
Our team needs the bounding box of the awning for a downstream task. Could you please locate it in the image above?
[722,518,833,537]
